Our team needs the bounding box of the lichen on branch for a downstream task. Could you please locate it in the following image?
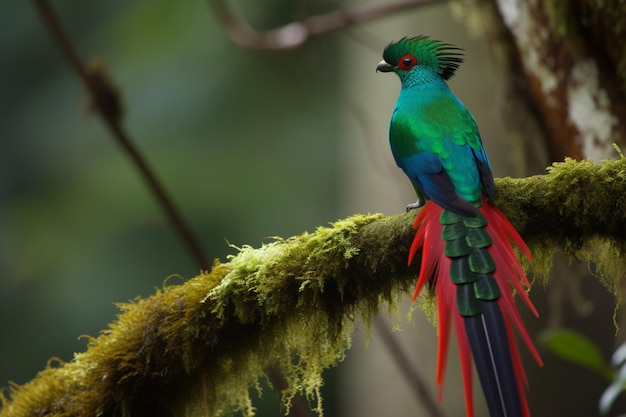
[3,157,626,417]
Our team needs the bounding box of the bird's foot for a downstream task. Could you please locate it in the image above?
[406,199,424,212]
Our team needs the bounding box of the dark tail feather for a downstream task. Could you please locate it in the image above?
[465,301,527,417]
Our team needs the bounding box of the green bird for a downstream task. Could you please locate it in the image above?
[377,36,543,417]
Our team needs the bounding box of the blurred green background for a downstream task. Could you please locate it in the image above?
[6,1,620,416]
[0,0,518,415]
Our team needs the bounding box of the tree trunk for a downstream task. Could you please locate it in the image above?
[482,0,626,161]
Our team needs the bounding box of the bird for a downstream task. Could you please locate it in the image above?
[376,36,543,417]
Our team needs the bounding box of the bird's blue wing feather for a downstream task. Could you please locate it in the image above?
[397,150,480,217]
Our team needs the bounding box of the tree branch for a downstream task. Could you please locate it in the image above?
[209,0,442,50]
[3,157,626,417]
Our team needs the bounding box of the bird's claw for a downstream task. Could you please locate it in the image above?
[406,199,424,212]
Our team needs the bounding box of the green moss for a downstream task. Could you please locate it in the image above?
[497,156,626,292]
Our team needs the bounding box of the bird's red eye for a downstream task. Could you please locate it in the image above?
[397,54,417,70]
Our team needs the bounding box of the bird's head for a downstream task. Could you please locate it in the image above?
[376,36,464,88]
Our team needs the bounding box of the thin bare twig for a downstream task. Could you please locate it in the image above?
[32,0,211,271]
[209,0,442,50]
[374,317,445,417]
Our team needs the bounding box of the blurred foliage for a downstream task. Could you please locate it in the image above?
[541,328,613,381]
[541,328,626,414]
[0,0,345,394]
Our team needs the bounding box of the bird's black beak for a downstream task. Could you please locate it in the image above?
[376,59,393,73]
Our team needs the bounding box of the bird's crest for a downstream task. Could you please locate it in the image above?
[382,36,464,80]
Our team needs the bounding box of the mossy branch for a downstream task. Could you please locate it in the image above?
[3,157,626,417]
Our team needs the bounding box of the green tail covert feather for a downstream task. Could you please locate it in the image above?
[441,209,498,316]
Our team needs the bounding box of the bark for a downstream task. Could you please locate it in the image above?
[486,0,626,161]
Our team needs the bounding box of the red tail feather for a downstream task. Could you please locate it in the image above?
[408,200,542,417]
